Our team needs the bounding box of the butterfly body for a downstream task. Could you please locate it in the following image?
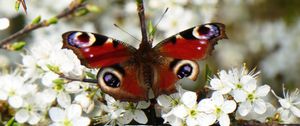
[62,23,227,101]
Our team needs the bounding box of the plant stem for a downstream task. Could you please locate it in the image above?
[0,2,86,50]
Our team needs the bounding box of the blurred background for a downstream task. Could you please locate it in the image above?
[0,0,300,93]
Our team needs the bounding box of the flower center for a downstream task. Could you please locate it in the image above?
[63,119,72,126]
[8,90,16,96]
[54,83,64,91]
[171,99,180,106]
[216,107,222,115]
[236,83,243,89]
[247,93,255,102]
[189,109,197,117]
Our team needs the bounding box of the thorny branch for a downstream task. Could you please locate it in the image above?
[0,1,86,50]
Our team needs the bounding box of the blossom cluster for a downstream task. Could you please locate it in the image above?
[156,66,300,126]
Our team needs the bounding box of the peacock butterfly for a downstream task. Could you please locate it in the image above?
[62,4,227,101]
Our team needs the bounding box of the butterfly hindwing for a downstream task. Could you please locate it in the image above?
[62,31,136,68]
[153,58,199,96]
[97,63,149,101]
[154,23,227,60]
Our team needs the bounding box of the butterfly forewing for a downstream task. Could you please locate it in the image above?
[62,31,137,68]
[154,23,226,60]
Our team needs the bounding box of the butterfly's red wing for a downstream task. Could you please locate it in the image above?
[63,32,148,101]
[97,64,148,101]
[62,31,136,68]
[154,23,227,60]
[152,23,227,96]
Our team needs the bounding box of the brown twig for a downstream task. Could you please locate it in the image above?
[136,0,149,48]
[0,2,86,50]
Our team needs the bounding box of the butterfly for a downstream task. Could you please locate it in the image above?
[62,23,227,101]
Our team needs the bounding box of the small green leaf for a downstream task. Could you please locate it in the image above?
[85,71,96,79]
[86,4,101,13]
[46,64,60,74]
[31,15,41,24]
[5,117,20,126]
[11,41,26,51]
[46,17,58,25]
[136,0,143,4]
[15,0,20,11]
[53,78,65,85]
[75,8,89,16]
[205,64,212,83]
[148,21,156,38]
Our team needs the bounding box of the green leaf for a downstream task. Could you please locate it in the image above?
[136,0,143,4]
[205,64,212,83]
[5,117,20,126]
[53,78,65,85]
[31,15,41,24]
[85,71,96,79]
[75,8,89,16]
[148,21,156,38]
[15,0,20,11]
[86,4,101,13]
[46,64,60,74]
[46,17,58,25]
[11,41,26,51]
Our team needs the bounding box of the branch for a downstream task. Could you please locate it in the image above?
[0,1,86,50]
[136,0,149,48]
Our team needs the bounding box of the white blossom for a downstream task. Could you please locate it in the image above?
[0,74,35,108]
[49,104,90,126]
[272,86,300,123]
[198,92,236,126]
[237,85,270,116]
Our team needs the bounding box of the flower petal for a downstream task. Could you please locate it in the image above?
[57,92,71,108]
[253,99,266,114]
[197,113,216,126]
[72,117,91,126]
[181,91,197,108]
[133,110,148,124]
[219,114,230,126]
[157,94,171,107]
[137,101,151,109]
[118,111,133,124]
[67,104,82,119]
[222,100,236,114]
[198,99,214,113]
[15,109,29,123]
[49,107,65,122]
[173,105,188,119]
[232,89,247,102]
[211,92,224,106]
[290,106,300,118]
[28,112,41,125]
[8,96,23,108]
[186,116,198,126]
[255,85,270,97]
[241,75,256,92]
[238,101,252,116]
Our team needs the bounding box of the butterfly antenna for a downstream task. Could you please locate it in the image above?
[154,8,169,29]
[149,8,168,40]
[113,23,140,42]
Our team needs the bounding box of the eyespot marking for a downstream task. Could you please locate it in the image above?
[68,32,96,48]
[193,24,220,40]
